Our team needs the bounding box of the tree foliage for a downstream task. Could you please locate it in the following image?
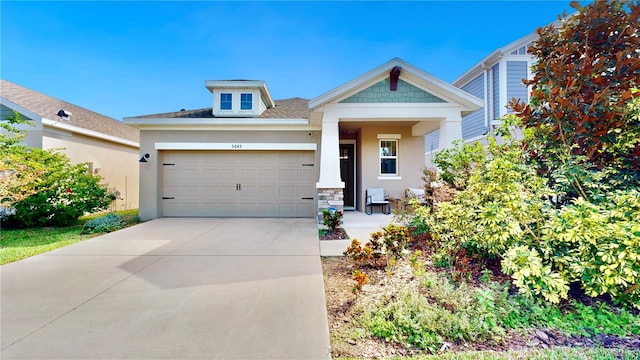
[510,0,640,196]
[0,111,47,206]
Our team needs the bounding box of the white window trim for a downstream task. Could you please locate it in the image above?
[378,137,399,177]
[219,93,233,111]
[377,133,401,139]
[240,93,253,111]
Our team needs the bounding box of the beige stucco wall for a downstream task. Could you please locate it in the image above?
[138,129,320,220]
[42,129,140,211]
[357,125,425,211]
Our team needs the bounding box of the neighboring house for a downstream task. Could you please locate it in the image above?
[0,80,140,210]
[125,58,482,221]
[425,32,537,165]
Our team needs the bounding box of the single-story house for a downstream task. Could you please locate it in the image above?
[125,58,483,221]
[0,80,141,210]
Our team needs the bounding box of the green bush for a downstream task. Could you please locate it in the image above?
[322,208,342,232]
[360,277,510,352]
[358,272,640,353]
[427,131,640,307]
[542,190,640,308]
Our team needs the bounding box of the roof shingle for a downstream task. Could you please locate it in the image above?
[0,80,139,143]
[130,97,310,120]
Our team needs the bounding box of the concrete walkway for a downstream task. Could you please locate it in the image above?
[1,218,331,359]
[320,211,395,256]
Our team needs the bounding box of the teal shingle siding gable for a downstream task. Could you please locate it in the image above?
[461,74,486,140]
[506,61,528,113]
[340,79,446,104]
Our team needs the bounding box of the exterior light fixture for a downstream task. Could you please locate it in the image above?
[139,153,150,163]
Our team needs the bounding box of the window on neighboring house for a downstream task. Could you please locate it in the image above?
[220,93,232,110]
[379,139,398,175]
[240,93,252,110]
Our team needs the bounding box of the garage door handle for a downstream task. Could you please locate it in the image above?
[302,163,314,166]
[236,184,242,191]
[162,197,175,200]
[301,197,314,200]
[162,163,175,166]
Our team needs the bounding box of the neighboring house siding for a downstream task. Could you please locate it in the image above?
[506,61,529,112]
[424,129,440,153]
[460,74,485,140]
[341,79,446,103]
[1,104,32,120]
[492,64,500,120]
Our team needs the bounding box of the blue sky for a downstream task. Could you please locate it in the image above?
[2,1,575,121]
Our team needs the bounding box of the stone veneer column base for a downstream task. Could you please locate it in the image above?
[316,188,344,223]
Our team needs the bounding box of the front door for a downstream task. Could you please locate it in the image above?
[339,143,355,209]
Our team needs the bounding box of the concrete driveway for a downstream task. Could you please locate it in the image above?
[1,218,331,359]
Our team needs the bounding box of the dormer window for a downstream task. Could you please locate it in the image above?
[220,93,232,110]
[240,93,253,110]
[206,80,275,117]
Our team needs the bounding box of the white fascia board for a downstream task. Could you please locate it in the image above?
[155,142,317,151]
[42,118,139,148]
[124,117,308,126]
[398,72,483,111]
[205,80,266,88]
[323,102,463,120]
[453,50,502,87]
[309,58,406,110]
[131,125,321,131]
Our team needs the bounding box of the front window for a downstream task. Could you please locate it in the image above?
[220,93,232,110]
[379,139,398,175]
[240,93,252,110]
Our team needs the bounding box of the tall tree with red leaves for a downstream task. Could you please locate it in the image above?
[510,0,640,198]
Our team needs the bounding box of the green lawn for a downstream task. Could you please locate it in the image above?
[1,226,96,265]
[337,348,639,360]
[1,210,139,265]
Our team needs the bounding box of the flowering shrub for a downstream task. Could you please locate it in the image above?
[7,149,110,227]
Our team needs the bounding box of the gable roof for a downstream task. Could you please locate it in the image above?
[309,58,483,113]
[127,97,309,120]
[0,79,139,145]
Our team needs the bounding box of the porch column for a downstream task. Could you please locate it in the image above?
[316,114,344,222]
[316,115,344,189]
[438,114,463,149]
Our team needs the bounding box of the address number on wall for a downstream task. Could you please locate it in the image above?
[231,144,242,149]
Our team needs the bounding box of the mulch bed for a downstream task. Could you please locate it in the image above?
[319,228,349,240]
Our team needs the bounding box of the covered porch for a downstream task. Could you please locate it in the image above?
[309,58,483,222]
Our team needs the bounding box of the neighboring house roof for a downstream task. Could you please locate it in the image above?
[0,79,139,146]
[309,57,483,113]
[453,32,538,87]
[129,97,310,120]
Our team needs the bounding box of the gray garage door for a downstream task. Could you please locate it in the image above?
[161,150,316,217]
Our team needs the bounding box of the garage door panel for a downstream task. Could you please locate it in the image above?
[162,150,315,217]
